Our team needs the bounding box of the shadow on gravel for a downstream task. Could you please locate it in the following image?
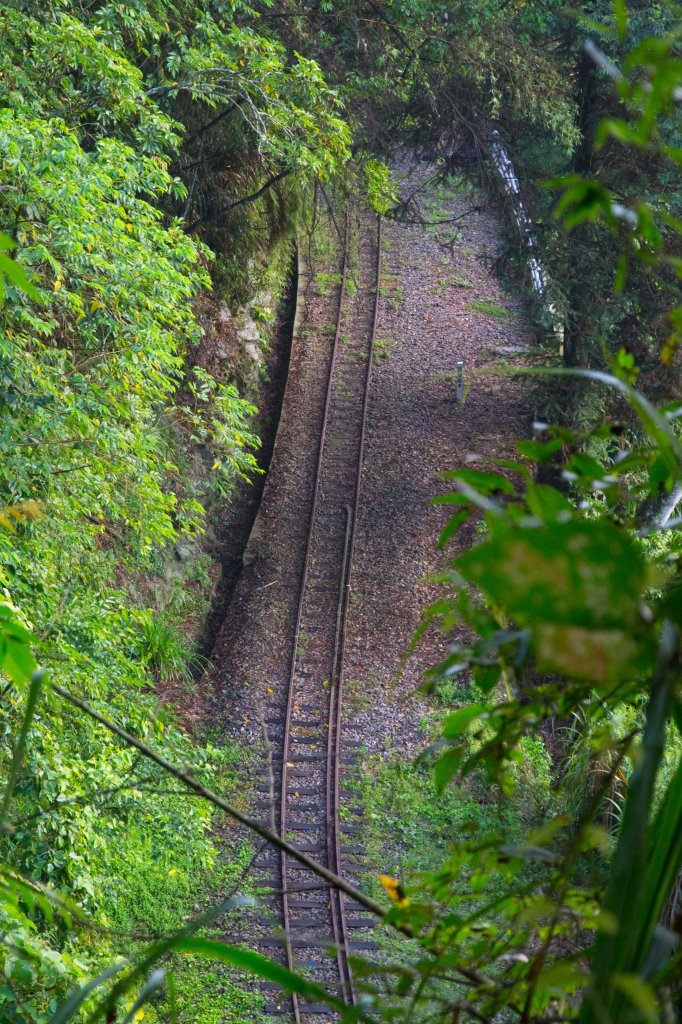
[194,254,298,665]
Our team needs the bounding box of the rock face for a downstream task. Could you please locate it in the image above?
[232,310,264,389]
[227,288,274,386]
[235,312,260,343]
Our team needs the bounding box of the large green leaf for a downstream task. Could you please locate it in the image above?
[533,624,652,684]
[625,753,682,983]
[456,519,653,684]
[0,602,37,688]
[0,669,44,830]
[581,623,680,1023]
[49,963,126,1024]
[457,520,647,629]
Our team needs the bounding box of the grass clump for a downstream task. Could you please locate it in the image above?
[373,335,393,363]
[138,609,207,683]
[467,299,510,318]
[315,271,342,296]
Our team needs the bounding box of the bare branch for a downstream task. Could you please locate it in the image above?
[50,680,387,919]
[187,169,290,231]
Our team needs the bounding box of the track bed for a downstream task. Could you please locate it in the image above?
[252,207,382,1020]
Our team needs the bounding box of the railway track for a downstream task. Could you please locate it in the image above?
[254,206,383,1020]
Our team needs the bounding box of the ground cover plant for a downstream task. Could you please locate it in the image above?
[0,1,681,1023]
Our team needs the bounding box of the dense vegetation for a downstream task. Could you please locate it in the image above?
[0,1,350,1019]
[1,0,682,1022]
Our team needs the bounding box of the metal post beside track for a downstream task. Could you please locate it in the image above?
[456,359,463,403]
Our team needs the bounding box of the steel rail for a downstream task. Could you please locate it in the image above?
[326,503,354,1001]
[330,212,383,1004]
[279,206,351,1022]
[278,207,383,1020]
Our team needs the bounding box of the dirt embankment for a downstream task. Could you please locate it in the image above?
[149,254,298,732]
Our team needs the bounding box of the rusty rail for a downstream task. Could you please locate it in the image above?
[275,208,383,1019]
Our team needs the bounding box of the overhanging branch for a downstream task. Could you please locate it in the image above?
[184,97,247,145]
[187,168,290,231]
[49,679,494,995]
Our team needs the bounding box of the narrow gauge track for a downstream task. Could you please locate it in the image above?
[256,207,383,1020]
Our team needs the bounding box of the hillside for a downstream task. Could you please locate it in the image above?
[0,2,681,1023]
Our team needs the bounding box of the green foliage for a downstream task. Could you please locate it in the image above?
[2,3,682,1024]
[362,158,400,215]
[160,20,351,177]
[0,1,352,1019]
[0,234,39,306]
[137,610,206,684]
[0,605,255,1022]
[1,106,207,543]
[169,960,264,1024]
[356,751,517,882]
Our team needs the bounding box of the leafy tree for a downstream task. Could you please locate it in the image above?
[0,1,351,1017]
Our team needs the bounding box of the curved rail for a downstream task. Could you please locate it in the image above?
[329,214,383,1003]
[278,207,382,1019]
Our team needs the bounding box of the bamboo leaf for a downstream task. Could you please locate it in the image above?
[170,938,368,1020]
[50,963,126,1024]
[0,669,44,830]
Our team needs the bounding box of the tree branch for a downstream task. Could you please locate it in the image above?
[50,681,387,918]
[187,169,290,231]
[184,97,247,145]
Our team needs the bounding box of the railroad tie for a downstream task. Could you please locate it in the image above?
[254,915,279,928]
[283,882,331,892]
[288,937,337,949]
[286,918,325,930]
[286,899,329,910]
[264,210,384,1013]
